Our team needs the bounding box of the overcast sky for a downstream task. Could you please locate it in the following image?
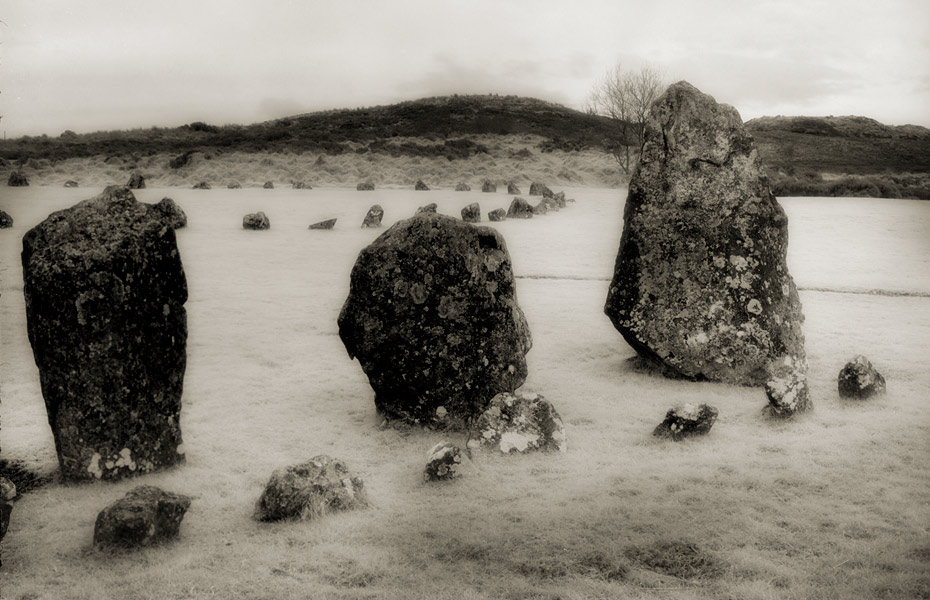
[2,0,929,137]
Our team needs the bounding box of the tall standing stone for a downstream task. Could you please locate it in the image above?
[338,214,532,428]
[604,81,810,417]
[22,186,188,481]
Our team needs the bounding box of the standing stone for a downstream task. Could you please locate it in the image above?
[469,392,566,454]
[552,191,567,208]
[8,171,29,186]
[254,455,368,522]
[127,172,145,189]
[0,209,13,228]
[292,181,311,189]
[309,218,337,230]
[362,204,384,228]
[22,186,187,481]
[416,203,438,215]
[531,201,549,215]
[154,197,187,229]
[653,403,719,440]
[243,212,270,230]
[461,202,481,223]
[604,81,810,417]
[338,214,532,427]
[263,181,274,189]
[0,477,15,542]
[529,182,553,197]
[357,182,375,191]
[481,180,497,193]
[838,355,886,399]
[506,197,533,219]
[227,181,242,189]
[415,179,430,191]
[424,442,468,482]
[507,182,522,195]
[64,180,79,188]
[455,183,471,191]
[192,181,211,190]
[488,209,507,222]
[93,486,192,550]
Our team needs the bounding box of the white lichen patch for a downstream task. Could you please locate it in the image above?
[729,255,748,271]
[435,406,447,419]
[87,453,103,479]
[674,403,701,420]
[713,256,726,268]
[114,447,137,471]
[499,431,540,453]
[746,299,763,315]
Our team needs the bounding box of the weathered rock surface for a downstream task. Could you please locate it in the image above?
[455,183,471,192]
[0,477,15,542]
[604,81,810,417]
[653,403,718,440]
[529,182,553,197]
[64,180,79,188]
[0,209,13,228]
[416,203,438,215]
[424,441,468,482]
[461,202,481,223]
[309,218,337,230]
[481,180,497,193]
[263,181,274,189]
[488,209,507,222]
[93,486,191,550]
[127,172,145,189]
[192,181,211,189]
[9,171,29,186]
[357,182,375,191]
[243,212,270,230]
[22,186,187,481]
[227,181,242,189]
[838,355,886,399]
[469,392,565,453]
[508,182,522,195]
[154,197,187,229]
[338,214,532,427]
[415,179,430,191]
[507,197,534,219]
[254,456,368,521]
[362,205,384,228]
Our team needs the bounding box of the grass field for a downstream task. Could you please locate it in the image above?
[1,186,929,599]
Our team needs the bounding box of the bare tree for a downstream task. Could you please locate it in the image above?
[587,64,667,175]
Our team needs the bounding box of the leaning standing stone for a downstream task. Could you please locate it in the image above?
[415,179,430,191]
[338,214,532,427]
[469,392,566,454]
[653,403,718,440]
[243,212,270,230]
[529,182,553,198]
[838,355,886,399]
[22,186,188,481]
[361,204,384,228]
[461,202,481,223]
[507,182,522,195]
[0,209,13,228]
[254,455,368,522]
[507,197,533,219]
[309,218,337,230]
[604,81,810,417]
[93,486,192,550]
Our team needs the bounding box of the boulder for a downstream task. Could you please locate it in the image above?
[469,392,565,454]
[361,205,384,228]
[127,172,145,189]
[481,180,497,193]
[0,209,12,228]
[506,197,533,219]
[64,180,79,188]
[461,203,481,223]
[263,181,274,189]
[338,214,532,427]
[357,182,375,191]
[455,183,471,192]
[488,209,507,222]
[254,455,368,521]
[93,486,192,550]
[0,477,15,542]
[309,218,337,230]
[192,181,211,190]
[243,212,270,230]
[292,181,311,189]
[415,179,430,191]
[529,182,553,197]
[653,403,718,440]
[22,186,187,481]
[227,181,242,189]
[416,203,437,216]
[154,197,187,229]
[604,81,810,417]
[507,182,522,195]
[838,355,886,399]
[8,171,29,187]
[424,441,469,482]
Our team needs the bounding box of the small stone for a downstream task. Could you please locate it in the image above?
[192,181,211,190]
[263,181,274,189]
[455,183,471,192]
[93,486,191,550]
[227,181,242,189]
[470,392,565,454]
[838,355,886,399]
[415,179,430,191]
[481,180,497,193]
[243,212,270,230]
[309,218,337,230]
[488,209,507,222]
[64,180,79,188]
[292,181,311,189]
[507,182,521,195]
[362,204,384,228]
[9,171,30,186]
[424,441,468,482]
[416,203,437,215]
[461,202,481,223]
[506,197,533,219]
[0,209,13,229]
[254,456,368,522]
[653,403,718,440]
[127,172,145,189]
[529,182,553,197]
[357,182,375,191]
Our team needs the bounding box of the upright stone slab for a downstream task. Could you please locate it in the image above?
[22,186,188,481]
[338,214,532,427]
[604,81,810,417]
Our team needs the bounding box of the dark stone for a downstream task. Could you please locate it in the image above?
[424,442,468,482]
[0,209,12,228]
[64,180,79,188]
[653,403,719,440]
[506,197,534,219]
[22,186,187,481]
[469,392,566,453]
[338,214,532,427]
[838,355,886,399]
[416,203,437,216]
[127,172,145,189]
[93,486,192,550]
[604,81,810,417]
[192,181,211,190]
[263,181,274,189]
[227,182,242,189]
[481,180,497,193]
[309,218,337,230]
[529,182,553,197]
[415,179,430,191]
[292,181,311,189]
[552,192,567,208]
[362,205,384,228]
[357,182,375,191]
[243,212,270,230]
[455,183,471,192]
[0,477,15,542]
[507,182,522,195]
[488,209,507,222]
[154,197,187,229]
[254,455,368,521]
[461,203,481,223]
[8,171,29,187]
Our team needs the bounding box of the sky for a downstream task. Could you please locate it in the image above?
[1,0,929,137]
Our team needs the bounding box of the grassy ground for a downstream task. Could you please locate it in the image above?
[1,187,929,599]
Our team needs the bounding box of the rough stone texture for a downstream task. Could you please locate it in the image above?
[192,181,211,189]
[22,186,188,481]
[416,203,438,215]
[292,181,311,189]
[508,182,522,195]
[461,203,481,223]
[488,209,507,222]
[469,392,565,454]
[507,197,534,219]
[838,355,886,399]
[227,181,242,189]
[357,182,375,191]
[243,212,270,230]
[0,477,15,543]
[154,197,187,229]
[254,455,368,522]
[0,209,13,229]
[309,218,337,230]
[529,182,553,197]
[93,486,191,550]
[604,81,810,417]
[9,171,29,186]
[424,441,468,482]
[415,179,430,191]
[64,180,79,188]
[338,214,532,427]
[127,172,145,189]
[263,181,274,189]
[361,205,384,228]
[481,180,497,193]
[653,403,718,440]
[455,183,471,191]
